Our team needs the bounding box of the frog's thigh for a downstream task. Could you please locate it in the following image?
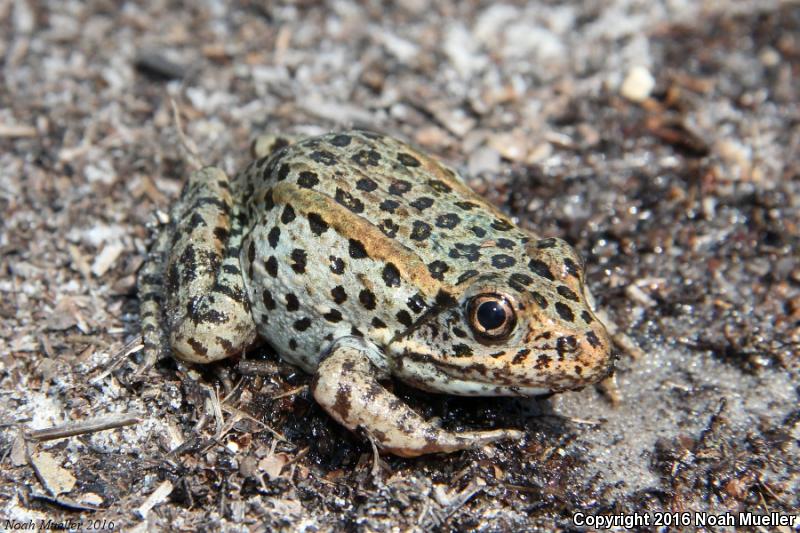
[165,167,256,363]
[312,337,524,457]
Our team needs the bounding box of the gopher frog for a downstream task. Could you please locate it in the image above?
[139,130,613,457]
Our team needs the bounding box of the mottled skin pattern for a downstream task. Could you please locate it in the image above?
[139,130,614,457]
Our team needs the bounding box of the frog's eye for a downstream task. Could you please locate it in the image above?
[467,293,517,342]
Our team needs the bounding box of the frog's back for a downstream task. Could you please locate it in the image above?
[236,131,536,281]
[234,131,534,370]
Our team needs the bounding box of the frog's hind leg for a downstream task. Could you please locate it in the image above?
[312,337,524,457]
[138,167,257,367]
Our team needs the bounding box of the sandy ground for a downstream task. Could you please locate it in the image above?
[1,0,798,531]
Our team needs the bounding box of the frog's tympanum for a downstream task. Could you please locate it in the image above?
[139,130,613,457]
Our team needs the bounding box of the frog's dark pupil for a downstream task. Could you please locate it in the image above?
[477,301,506,330]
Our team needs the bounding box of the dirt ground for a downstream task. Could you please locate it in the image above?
[1,0,798,531]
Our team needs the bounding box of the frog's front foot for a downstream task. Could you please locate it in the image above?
[311,337,524,457]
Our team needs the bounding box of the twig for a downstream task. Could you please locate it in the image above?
[26,414,141,441]
[135,479,174,519]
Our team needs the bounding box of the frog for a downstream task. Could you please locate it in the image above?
[138,129,614,457]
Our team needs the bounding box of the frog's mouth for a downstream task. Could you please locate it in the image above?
[388,335,615,398]
[390,347,554,397]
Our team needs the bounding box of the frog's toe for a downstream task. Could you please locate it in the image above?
[382,428,525,458]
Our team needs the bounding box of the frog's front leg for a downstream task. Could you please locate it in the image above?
[312,337,523,457]
[140,167,257,365]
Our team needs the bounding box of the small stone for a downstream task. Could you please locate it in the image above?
[620,66,655,102]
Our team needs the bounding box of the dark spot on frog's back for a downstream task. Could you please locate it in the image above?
[410,220,432,241]
[331,286,347,304]
[410,197,434,211]
[335,188,365,214]
[379,199,400,213]
[456,269,479,285]
[555,302,575,322]
[382,262,401,287]
[262,288,276,310]
[323,309,343,323]
[509,273,532,291]
[449,242,480,261]
[470,226,486,238]
[428,179,451,193]
[348,239,368,259]
[329,134,352,147]
[389,180,412,196]
[356,177,378,192]
[265,256,278,277]
[359,289,376,310]
[396,310,413,328]
[406,294,426,313]
[529,259,554,280]
[297,171,319,188]
[310,150,337,166]
[491,254,516,268]
[267,226,280,248]
[454,201,478,211]
[281,204,296,224]
[293,317,312,331]
[557,285,579,301]
[427,260,449,280]
[351,149,381,167]
[285,293,299,311]
[212,226,228,243]
[330,255,345,274]
[290,249,307,273]
[491,218,514,231]
[398,153,421,167]
[263,189,275,210]
[307,212,329,235]
[531,291,548,309]
[277,164,290,181]
[435,213,460,229]
[564,257,581,278]
[378,219,399,238]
